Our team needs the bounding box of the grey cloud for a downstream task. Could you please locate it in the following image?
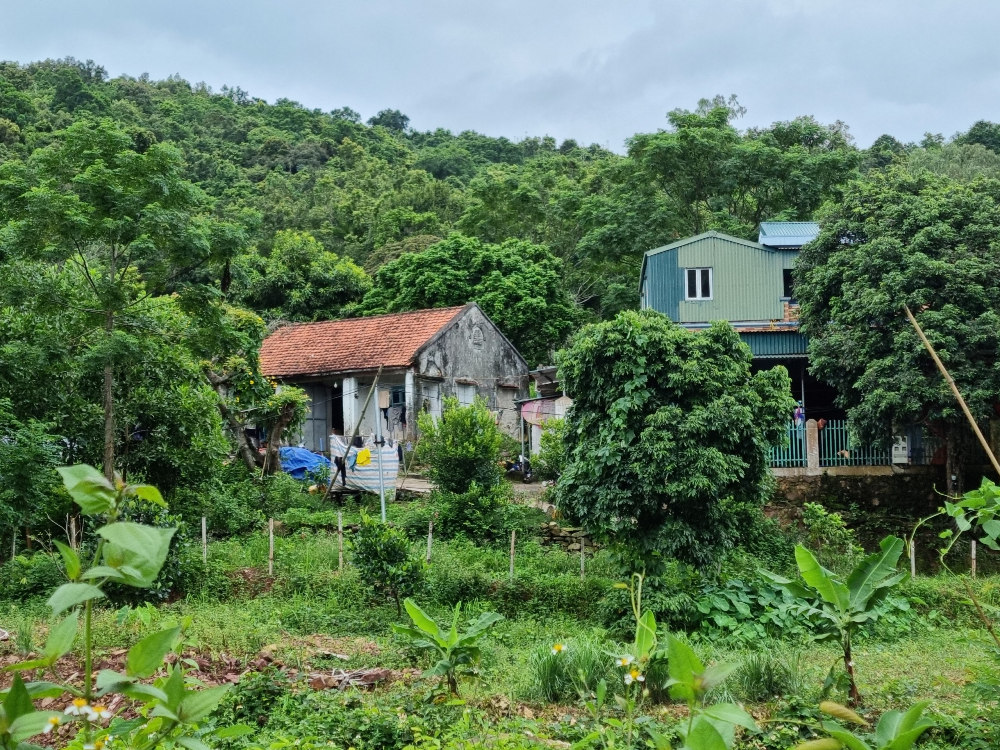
[1,0,998,149]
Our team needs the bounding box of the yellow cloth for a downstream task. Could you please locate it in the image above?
[355,447,372,466]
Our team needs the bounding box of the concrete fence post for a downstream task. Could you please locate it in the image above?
[806,419,820,474]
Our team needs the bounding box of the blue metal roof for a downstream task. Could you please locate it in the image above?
[758,221,819,249]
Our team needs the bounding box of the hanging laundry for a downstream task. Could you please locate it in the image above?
[354,447,372,467]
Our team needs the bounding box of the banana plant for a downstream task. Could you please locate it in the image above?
[0,465,252,750]
[794,700,935,750]
[763,536,907,706]
[392,598,503,695]
[646,634,757,750]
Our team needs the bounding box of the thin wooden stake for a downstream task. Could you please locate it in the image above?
[268,518,274,577]
[972,539,977,578]
[426,517,434,563]
[69,516,77,551]
[509,530,516,582]
[580,539,585,580]
[202,517,208,564]
[338,511,344,572]
[910,538,917,578]
[905,305,1000,478]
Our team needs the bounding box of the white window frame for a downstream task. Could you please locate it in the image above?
[685,267,713,300]
[456,383,476,407]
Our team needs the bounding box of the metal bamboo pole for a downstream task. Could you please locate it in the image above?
[268,518,274,577]
[338,511,344,572]
[509,530,516,581]
[904,305,1000,477]
[426,517,434,563]
[202,517,207,564]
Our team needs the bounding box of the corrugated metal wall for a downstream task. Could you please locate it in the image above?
[642,234,797,323]
[739,331,808,358]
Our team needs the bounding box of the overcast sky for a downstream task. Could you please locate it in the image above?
[2,1,998,150]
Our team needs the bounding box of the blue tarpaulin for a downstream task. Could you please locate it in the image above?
[278,446,331,480]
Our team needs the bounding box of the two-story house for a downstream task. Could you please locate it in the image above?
[638,221,843,421]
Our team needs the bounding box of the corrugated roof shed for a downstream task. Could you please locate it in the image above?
[758,221,819,248]
[260,305,468,378]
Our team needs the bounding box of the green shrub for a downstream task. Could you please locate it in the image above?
[800,501,863,573]
[0,551,62,602]
[434,482,537,543]
[264,690,413,750]
[217,666,290,727]
[535,417,567,481]
[350,512,425,613]
[417,396,503,493]
[731,649,803,702]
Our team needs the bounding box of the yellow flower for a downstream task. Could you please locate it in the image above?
[551,643,566,655]
[43,716,61,734]
[624,668,645,686]
[617,655,634,667]
[65,698,90,716]
[87,704,112,721]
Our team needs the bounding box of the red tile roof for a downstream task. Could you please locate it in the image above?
[260,306,468,378]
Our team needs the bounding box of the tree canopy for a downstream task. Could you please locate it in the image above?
[555,311,794,569]
[796,167,1000,491]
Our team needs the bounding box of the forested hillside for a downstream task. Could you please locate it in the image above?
[3,56,1000,537]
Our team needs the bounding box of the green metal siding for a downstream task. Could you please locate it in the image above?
[642,232,800,324]
[739,331,808,358]
[642,245,680,319]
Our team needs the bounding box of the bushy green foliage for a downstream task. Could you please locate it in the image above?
[417,396,503,494]
[528,634,614,703]
[361,234,579,366]
[0,399,65,537]
[534,417,567,481]
[432,482,539,544]
[349,512,424,613]
[556,311,796,569]
[0,552,62,602]
[797,166,1000,489]
[801,502,864,573]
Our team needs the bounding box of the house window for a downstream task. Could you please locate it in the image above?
[390,387,405,407]
[782,269,796,300]
[457,383,476,407]
[685,268,713,300]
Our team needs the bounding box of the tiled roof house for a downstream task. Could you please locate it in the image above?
[260,304,529,451]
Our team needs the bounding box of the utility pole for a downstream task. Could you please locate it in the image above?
[375,385,387,522]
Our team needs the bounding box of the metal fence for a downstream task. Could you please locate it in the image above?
[770,423,807,467]
[819,420,891,467]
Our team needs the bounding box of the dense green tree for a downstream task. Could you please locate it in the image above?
[907,142,1000,182]
[232,229,370,320]
[0,117,242,478]
[796,167,1000,492]
[555,311,794,569]
[956,120,1000,153]
[361,234,579,366]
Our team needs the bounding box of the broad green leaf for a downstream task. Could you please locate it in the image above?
[795,546,850,614]
[666,634,704,703]
[43,612,77,661]
[646,726,673,750]
[635,610,656,660]
[10,711,60,743]
[822,723,874,750]
[792,740,844,750]
[701,702,758,732]
[57,465,115,515]
[81,566,126,582]
[402,598,444,642]
[131,484,166,508]
[684,715,728,750]
[22,683,69,700]
[178,685,230,724]
[896,700,932,735]
[212,724,256,739]
[2,658,51,672]
[701,662,739,692]
[126,627,181,679]
[884,725,934,750]
[150,704,180,722]
[457,612,504,646]
[820,701,869,727]
[53,541,81,581]
[47,582,104,616]
[845,536,905,612]
[176,737,211,750]
[162,666,185,711]
[95,670,133,690]
[3,673,33,723]
[119,683,170,704]
[97,523,176,588]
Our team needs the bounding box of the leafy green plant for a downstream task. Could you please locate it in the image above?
[792,700,935,750]
[528,635,613,703]
[731,649,804,703]
[416,396,503,494]
[392,598,503,695]
[535,417,567,481]
[0,464,252,750]
[801,502,864,573]
[350,512,425,614]
[763,536,908,705]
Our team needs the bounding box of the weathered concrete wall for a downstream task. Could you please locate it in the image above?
[414,306,528,437]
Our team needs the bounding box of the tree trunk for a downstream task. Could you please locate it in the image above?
[102,309,115,481]
[263,400,298,476]
[207,373,262,473]
[843,634,861,706]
